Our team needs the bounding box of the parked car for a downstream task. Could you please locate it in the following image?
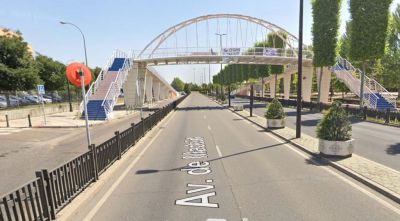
[0,97,7,108]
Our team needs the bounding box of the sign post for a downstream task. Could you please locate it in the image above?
[37,85,47,125]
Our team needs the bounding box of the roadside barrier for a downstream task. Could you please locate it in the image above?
[0,96,186,221]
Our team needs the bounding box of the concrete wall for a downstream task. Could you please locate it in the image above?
[0,103,80,121]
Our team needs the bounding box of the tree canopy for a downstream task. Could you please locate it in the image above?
[171,77,185,91]
[312,0,342,67]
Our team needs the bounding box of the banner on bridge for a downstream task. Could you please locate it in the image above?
[263,48,279,56]
[222,48,241,63]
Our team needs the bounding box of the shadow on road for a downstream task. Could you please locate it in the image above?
[386,143,400,155]
[135,142,289,175]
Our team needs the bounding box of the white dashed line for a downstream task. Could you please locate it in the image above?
[215,145,222,157]
[242,218,249,221]
[208,125,212,130]
[203,115,207,119]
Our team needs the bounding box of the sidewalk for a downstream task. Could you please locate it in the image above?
[0,100,173,128]
[230,107,400,203]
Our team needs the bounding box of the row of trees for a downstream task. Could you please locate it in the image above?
[212,32,287,86]
[0,32,101,95]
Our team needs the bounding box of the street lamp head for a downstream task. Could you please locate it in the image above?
[59,21,67,25]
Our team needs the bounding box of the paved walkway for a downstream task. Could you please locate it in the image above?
[230,107,400,203]
[0,100,172,128]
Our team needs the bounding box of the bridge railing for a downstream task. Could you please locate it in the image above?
[101,56,131,119]
[136,47,313,60]
[79,49,126,115]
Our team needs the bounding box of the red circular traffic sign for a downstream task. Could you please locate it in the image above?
[66,62,92,87]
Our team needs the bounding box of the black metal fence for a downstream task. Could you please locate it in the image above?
[236,95,400,125]
[0,96,186,221]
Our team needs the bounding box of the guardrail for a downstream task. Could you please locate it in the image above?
[235,95,400,126]
[0,96,187,221]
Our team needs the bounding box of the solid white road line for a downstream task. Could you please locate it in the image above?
[215,145,223,157]
[242,218,249,221]
[83,109,178,221]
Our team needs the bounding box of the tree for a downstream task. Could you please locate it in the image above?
[171,77,185,91]
[349,0,393,106]
[382,51,400,98]
[0,34,40,104]
[183,83,191,94]
[35,54,66,92]
[312,0,342,103]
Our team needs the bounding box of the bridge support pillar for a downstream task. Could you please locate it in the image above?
[160,85,167,100]
[124,63,139,110]
[302,67,313,102]
[136,65,147,107]
[153,79,161,101]
[316,67,332,103]
[283,75,291,100]
[269,78,276,98]
[145,71,153,104]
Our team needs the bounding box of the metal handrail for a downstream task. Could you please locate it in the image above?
[335,57,379,109]
[101,57,130,118]
[135,47,313,60]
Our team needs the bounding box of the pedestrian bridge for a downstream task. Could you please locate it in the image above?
[81,13,395,120]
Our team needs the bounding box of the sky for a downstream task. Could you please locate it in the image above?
[1,0,399,84]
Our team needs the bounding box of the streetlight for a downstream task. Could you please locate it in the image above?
[216,33,227,98]
[296,0,304,138]
[60,21,88,66]
[61,21,91,146]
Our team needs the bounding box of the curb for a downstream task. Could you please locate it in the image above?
[224,104,400,204]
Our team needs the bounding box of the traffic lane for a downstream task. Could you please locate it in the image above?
[0,99,174,195]
[87,93,242,221]
[232,97,400,171]
[212,97,400,220]
[84,93,399,221]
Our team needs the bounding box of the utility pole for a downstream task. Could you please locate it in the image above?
[296,0,304,138]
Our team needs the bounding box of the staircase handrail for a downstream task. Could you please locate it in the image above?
[337,56,396,109]
[335,57,379,109]
[101,58,130,118]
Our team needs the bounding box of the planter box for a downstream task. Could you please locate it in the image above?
[318,139,355,157]
[233,105,244,111]
[266,118,285,129]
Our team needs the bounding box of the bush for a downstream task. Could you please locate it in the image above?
[317,101,352,141]
[265,98,285,119]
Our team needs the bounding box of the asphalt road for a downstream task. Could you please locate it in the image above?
[67,92,400,221]
[231,97,400,171]
[0,99,173,195]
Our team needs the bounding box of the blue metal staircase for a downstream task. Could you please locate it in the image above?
[81,51,131,120]
[375,93,395,111]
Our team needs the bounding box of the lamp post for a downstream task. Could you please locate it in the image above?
[296,0,304,138]
[216,33,227,100]
[61,21,91,146]
[60,21,88,67]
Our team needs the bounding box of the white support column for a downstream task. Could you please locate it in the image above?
[269,78,276,98]
[283,74,291,100]
[145,71,153,103]
[302,67,314,102]
[153,79,161,101]
[316,67,332,103]
[137,64,147,107]
[123,63,138,109]
[160,85,167,99]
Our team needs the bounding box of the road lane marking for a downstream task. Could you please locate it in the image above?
[242,218,249,221]
[204,115,207,119]
[208,125,212,130]
[264,131,400,216]
[215,145,222,157]
[83,107,177,221]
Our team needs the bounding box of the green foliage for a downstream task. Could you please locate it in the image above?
[265,98,285,119]
[387,4,400,53]
[381,50,400,96]
[171,77,185,91]
[0,34,40,91]
[349,0,392,62]
[317,101,352,141]
[312,0,342,67]
[268,32,286,74]
[35,54,66,91]
[183,83,191,94]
